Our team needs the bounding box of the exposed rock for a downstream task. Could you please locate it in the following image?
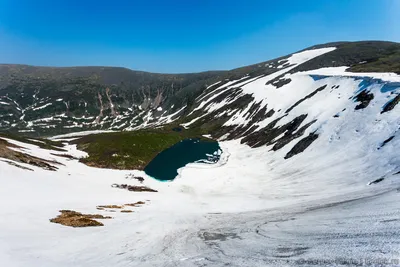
[241,116,284,147]
[284,132,319,159]
[125,201,146,207]
[267,77,292,88]
[152,88,164,108]
[111,183,158,192]
[97,205,124,209]
[105,87,118,117]
[378,136,395,150]
[354,90,374,110]
[125,173,145,183]
[272,119,317,151]
[242,114,311,149]
[286,85,327,113]
[94,92,104,124]
[368,177,385,185]
[381,94,400,113]
[50,153,78,160]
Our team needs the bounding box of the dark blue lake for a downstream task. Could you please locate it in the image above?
[144,138,221,181]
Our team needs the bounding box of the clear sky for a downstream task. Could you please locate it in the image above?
[0,0,399,73]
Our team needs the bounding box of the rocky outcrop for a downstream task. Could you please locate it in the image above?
[354,90,374,110]
[284,132,319,159]
[381,94,400,113]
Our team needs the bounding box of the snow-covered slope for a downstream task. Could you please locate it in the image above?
[1,42,400,266]
[1,123,400,266]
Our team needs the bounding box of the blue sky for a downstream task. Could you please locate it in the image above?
[0,0,399,73]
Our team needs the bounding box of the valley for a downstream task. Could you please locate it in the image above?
[1,41,400,266]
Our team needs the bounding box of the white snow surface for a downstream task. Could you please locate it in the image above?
[286,47,337,65]
[299,66,400,82]
[50,130,116,140]
[32,103,53,111]
[1,114,400,266]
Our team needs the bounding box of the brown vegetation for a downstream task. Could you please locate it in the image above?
[0,138,61,171]
[111,183,158,192]
[125,201,146,207]
[50,210,112,228]
[1,160,34,171]
[50,153,78,160]
[97,205,124,209]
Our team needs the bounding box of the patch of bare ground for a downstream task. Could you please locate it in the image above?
[97,205,124,209]
[125,201,146,207]
[0,138,62,171]
[1,160,34,171]
[50,153,78,160]
[111,183,158,192]
[125,173,145,183]
[50,210,112,228]
[53,202,145,227]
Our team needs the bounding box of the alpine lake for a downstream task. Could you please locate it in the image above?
[144,138,221,181]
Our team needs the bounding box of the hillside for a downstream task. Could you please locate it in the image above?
[1,40,400,266]
[1,41,399,137]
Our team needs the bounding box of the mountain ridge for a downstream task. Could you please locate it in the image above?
[1,40,400,139]
[1,40,398,73]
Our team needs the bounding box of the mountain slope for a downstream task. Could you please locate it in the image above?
[1,41,399,136]
[1,40,400,266]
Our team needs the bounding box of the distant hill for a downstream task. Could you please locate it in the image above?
[0,40,399,137]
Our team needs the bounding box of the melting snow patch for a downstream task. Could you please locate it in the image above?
[50,130,116,140]
[298,66,400,83]
[33,103,52,111]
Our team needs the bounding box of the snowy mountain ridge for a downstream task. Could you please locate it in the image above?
[1,41,399,137]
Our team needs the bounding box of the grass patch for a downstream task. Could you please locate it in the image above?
[73,127,212,170]
[347,43,400,74]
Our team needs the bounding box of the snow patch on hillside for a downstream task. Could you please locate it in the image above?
[299,66,400,82]
[191,47,337,122]
[50,130,116,140]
